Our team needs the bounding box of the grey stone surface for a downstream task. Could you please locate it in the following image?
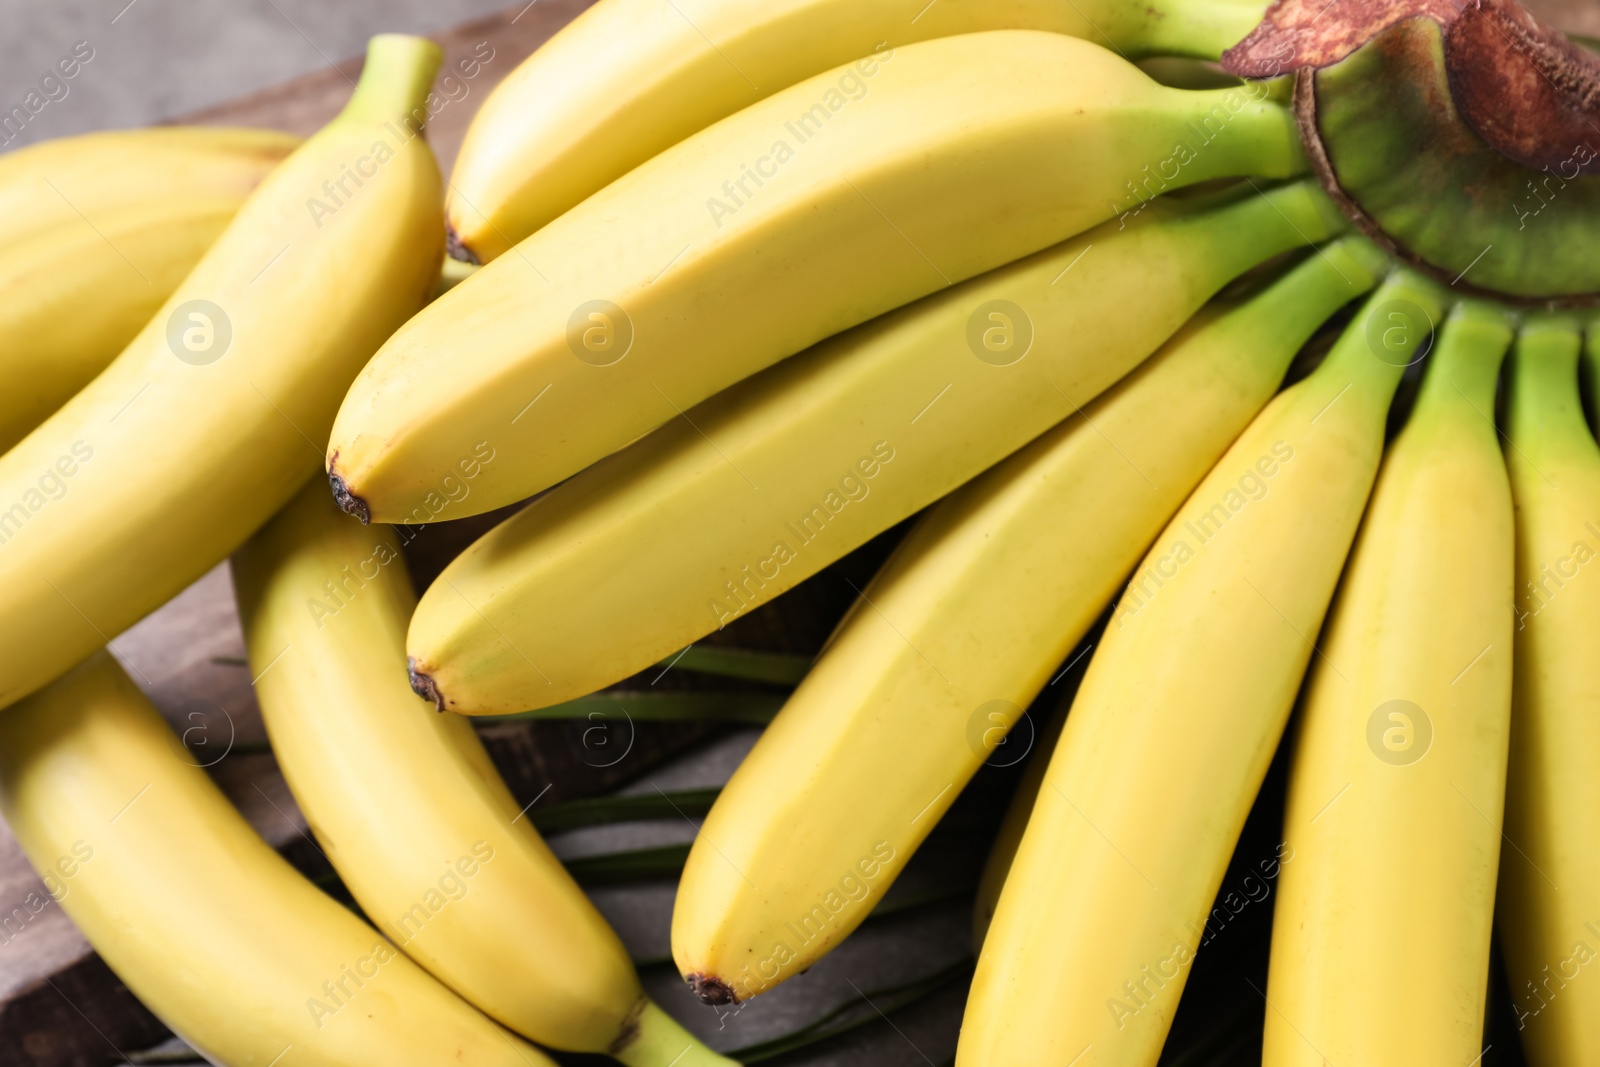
[0,0,518,152]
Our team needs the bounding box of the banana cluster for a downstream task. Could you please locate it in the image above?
[1,1,1596,1065]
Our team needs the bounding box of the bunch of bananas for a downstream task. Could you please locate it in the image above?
[1,0,1596,1064]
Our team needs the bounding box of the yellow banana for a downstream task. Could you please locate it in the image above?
[232,479,736,1067]
[956,272,1442,1066]
[0,36,444,710]
[1493,319,1600,1063]
[671,240,1387,1005]
[327,30,1309,523]
[0,651,550,1067]
[446,0,1272,261]
[0,126,298,451]
[405,181,1349,715]
[1261,302,1516,1066]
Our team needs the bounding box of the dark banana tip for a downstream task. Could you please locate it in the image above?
[686,973,739,1006]
[445,221,481,265]
[327,465,371,525]
[408,658,445,712]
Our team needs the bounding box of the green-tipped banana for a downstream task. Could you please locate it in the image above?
[0,126,298,450]
[0,652,550,1067]
[957,273,1442,1065]
[1263,302,1516,1065]
[447,0,1273,261]
[404,182,1350,715]
[0,36,444,710]
[328,30,1310,524]
[670,241,1386,1004]
[1495,319,1600,1064]
[233,480,736,1066]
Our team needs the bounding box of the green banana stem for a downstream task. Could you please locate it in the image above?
[1510,316,1594,459]
[614,1000,735,1067]
[1129,0,1272,61]
[339,34,443,127]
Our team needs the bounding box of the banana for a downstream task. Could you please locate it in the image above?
[955,272,1443,1066]
[232,479,736,1067]
[0,651,551,1067]
[327,30,1309,524]
[0,36,444,710]
[1261,302,1516,1066]
[404,181,1349,715]
[1493,319,1600,1064]
[671,240,1388,1005]
[446,0,1273,261]
[0,126,298,451]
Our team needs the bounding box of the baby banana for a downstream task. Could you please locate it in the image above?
[956,272,1442,1066]
[232,480,735,1066]
[447,0,1273,260]
[1493,319,1600,1064]
[0,36,444,710]
[328,30,1309,523]
[670,239,1388,1005]
[405,181,1348,715]
[0,126,298,450]
[0,651,550,1067]
[1262,302,1516,1066]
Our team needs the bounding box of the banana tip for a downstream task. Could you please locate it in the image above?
[686,974,739,1006]
[408,658,445,712]
[445,221,481,265]
[327,465,371,525]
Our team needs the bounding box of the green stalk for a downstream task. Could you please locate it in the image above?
[483,691,784,725]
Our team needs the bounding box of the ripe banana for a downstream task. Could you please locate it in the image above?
[956,272,1443,1066]
[671,239,1388,1005]
[0,35,444,710]
[1494,319,1600,1064]
[0,651,550,1067]
[1261,302,1516,1066]
[446,0,1273,261]
[327,29,1310,523]
[0,126,298,451]
[405,180,1349,715]
[232,480,735,1067]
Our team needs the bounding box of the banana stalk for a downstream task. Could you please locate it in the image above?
[232,480,736,1066]
[1262,302,1516,1065]
[407,181,1351,715]
[670,239,1388,1005]
[0,651,550,1067]
[956,272,1443,1065]
[1494,319,1600,1064]
[0,127,298,451]
[447,0,1273,261]
[328,30,1310,523]
[0,35,444,710]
